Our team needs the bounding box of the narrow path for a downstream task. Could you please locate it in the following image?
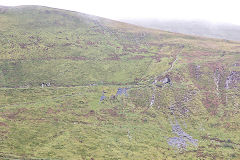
[150,55,179,107]
[165,56,178,74]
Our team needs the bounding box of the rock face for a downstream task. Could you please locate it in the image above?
[190,65,201,80]
[214,69,221,92]
[100,91,106,101]
[168,122,198,150]
[41,82,51,88]
[159,76,171,85]
[100,88,128,102]
[168,137,187,150]
[150,75,171,107]
[116,88,128,96]
[225,71,240,89]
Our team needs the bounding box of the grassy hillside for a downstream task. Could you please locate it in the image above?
[0,5,240,159]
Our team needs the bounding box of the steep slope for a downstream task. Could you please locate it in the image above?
[0,6,240,159]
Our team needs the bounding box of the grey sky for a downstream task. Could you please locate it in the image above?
[1,0,240,25]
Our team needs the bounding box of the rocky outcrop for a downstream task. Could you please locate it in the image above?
[225,71,240,89]
[194,65,201,80]
[168,122,198,150]
[160,77,171,85]
[100,91,106,101]
[214,69,221,92]
[116,88,128,96]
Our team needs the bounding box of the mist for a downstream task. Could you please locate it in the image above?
[1,0,240,25]
[120,18,240,41]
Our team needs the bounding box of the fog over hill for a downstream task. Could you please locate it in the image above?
[121,19,240,41]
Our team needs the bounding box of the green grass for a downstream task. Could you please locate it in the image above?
[0,86,239,159]
[0,5,240,159]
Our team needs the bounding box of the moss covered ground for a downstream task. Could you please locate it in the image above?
[0,5,240,159]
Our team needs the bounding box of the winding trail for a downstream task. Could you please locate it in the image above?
[150,55,179,107]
